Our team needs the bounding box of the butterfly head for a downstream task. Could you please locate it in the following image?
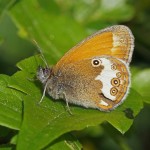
[37,66,52,84]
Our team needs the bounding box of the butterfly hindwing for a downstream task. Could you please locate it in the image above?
[52,56,130,111]
[93,56,130,111]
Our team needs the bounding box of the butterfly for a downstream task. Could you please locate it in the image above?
[37,25,134,111]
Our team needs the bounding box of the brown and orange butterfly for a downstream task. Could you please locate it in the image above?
[37,25,134,111]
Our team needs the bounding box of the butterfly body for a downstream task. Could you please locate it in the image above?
[37,25,134,111]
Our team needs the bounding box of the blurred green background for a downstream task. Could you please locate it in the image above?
[0,0,150,150]
[0,13,35,75]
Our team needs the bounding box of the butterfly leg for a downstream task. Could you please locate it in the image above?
[39,81,48,104]
[63,92,73,115]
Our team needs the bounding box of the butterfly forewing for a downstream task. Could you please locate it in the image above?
[55,25,134,71]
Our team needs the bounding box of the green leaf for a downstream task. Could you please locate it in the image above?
[132,69,150,104]
[10,134,18,145]
[0,74,22,130]
[7,56,142,150]
[47,134,82,150]
[16,85,142,149]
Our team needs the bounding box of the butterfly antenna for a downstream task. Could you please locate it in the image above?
[32,39,49,68]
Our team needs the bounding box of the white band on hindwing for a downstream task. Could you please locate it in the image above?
[99,100,109,106]
[95,58,119,101]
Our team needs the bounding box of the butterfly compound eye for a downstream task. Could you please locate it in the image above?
[92,58,101,67]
